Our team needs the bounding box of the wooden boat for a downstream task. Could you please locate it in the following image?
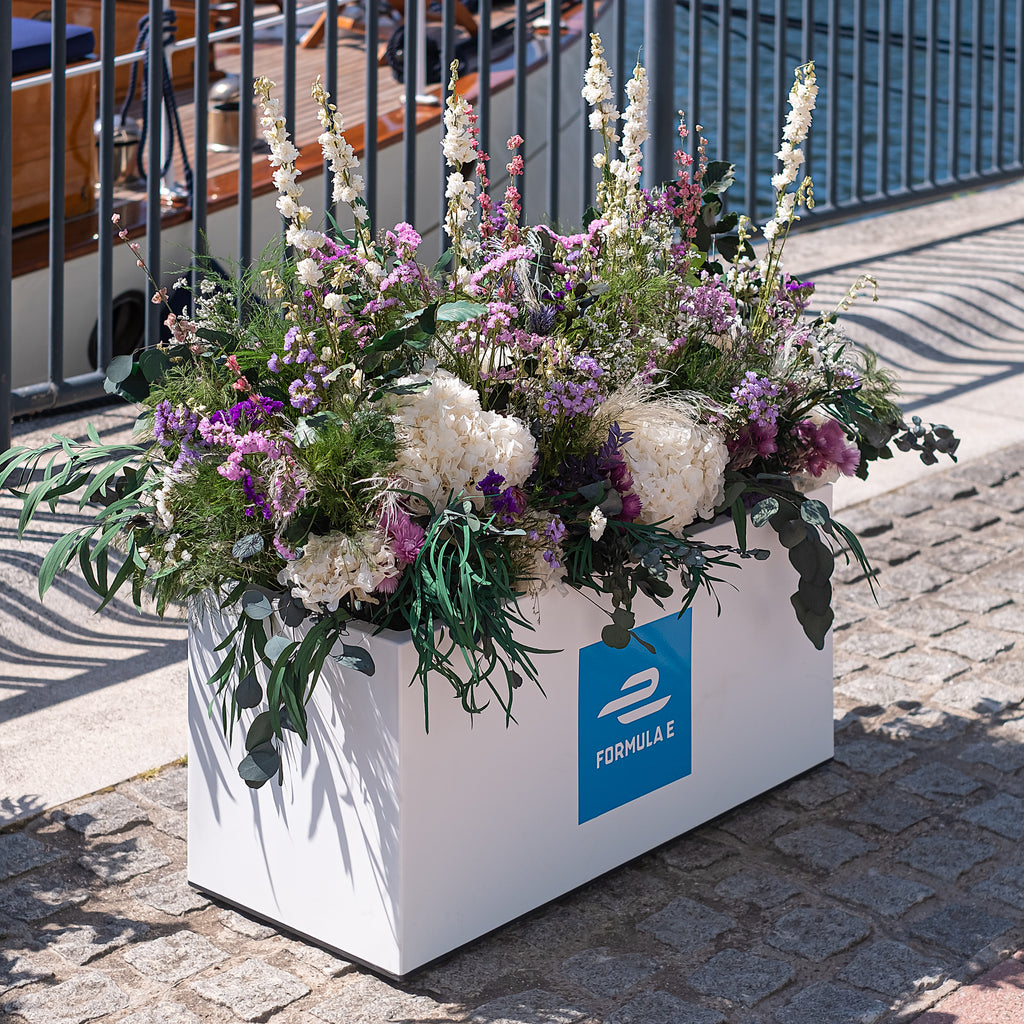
[9,1,608,395]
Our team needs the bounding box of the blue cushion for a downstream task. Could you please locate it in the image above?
[12,16,95,76]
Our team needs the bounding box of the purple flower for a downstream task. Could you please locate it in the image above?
[477,470,505,496]
[731,371,781,429]
[381,506,425,565]
[792,418,861,477]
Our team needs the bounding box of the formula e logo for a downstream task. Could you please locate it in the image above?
[578,612,692,824]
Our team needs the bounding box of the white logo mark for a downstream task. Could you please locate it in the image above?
[597,668,670,725]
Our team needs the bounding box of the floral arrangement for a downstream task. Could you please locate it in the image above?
[0,41,958,789]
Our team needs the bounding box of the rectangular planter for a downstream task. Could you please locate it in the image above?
[187,492,833,978]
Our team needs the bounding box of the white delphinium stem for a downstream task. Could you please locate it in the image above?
[254,76,325,253]
[610,60,649,196]
[582,33,620,207]
[442,61,480,287]
[311,77,372,257]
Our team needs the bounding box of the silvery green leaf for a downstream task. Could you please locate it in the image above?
[237,742,279,783]
[233,534,265,560]
[264,635,292,664]
[241,590,273,619]
[330,644,375,676]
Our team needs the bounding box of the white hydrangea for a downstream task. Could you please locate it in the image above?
[619,410,729,534]
[392,369,537,509]
[278,530,399,610]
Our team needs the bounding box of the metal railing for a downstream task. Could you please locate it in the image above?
[1,0,1022,449]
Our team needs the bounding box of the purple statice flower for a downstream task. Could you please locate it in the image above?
[792,418,861,477]
[541,355,605,418]
[832,366,861,391]
[283,326,300,353]
[679,281,738,334]
[477,470,505,496]
[288,374,321,413]
[267,353,282,373]
[731,371,781,428]
[242,474,274,521]
[544,516,567,546]
[153,400,199,448]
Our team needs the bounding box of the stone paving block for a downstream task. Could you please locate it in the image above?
[959,740,1024,772]
[833,739,915,775]
[837,939,945,996]
[659,838,736,872]
[773,825,878,871]
[464,989,589,1024]
[774,982,888,1024]
[0,833,62,881]
[979,658,1024,690]
[54,793,150,837]
[280,940,352,977]
[961,793,1024,839]
[871,707,969,742]
[849,793,929,834]
[972,523,1024,554]
[987,567,1024,594]
[306,973,452,1024]
[835,673,922,707]
[778,769,851,809]
[897,836,996,881]
[218,908,278,940]
[0,949,56,996]
[926,540,1000,574]
[714,869,802,909]
[986,604,1024,633]
[884,650,972,683]
[636,897,736,953]
[833,604,867,631]
[837,509,894,537]
[972,864,1024,909]
[689,948,795,1006]
[884,602,968,637]
[123,766,188,812]
[78,837,172,884]
[936,503,1001,532]
[717,803,794,843]
[130,870,210,917]
[874,491,935,518]
[871,538,921,566]
[45,915,150,965]
[951,460,1019,490]
[883,561,954,595]
[606,992,725,1024]
[934,587,1013,614]
[834,656,869,677]
[835,631,915,660]
[560,948,661,998]
[191,958,310,1022]
[896,764,983,798]
[150,811,187,842]
[826,872,935,918]
[931,627,1015,661]
[892,522,961,548]
[767,907,871,961]
[122,930,229,984]
[0,876,90,921]
[979,480,1024,512]
[3,969,129,1024]
[908,903,1014,957]
[121,1004,204,1024]
[841,581,909,610]
[931,676,1024,715]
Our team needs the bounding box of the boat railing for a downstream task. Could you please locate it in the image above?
[2,0,1023,448]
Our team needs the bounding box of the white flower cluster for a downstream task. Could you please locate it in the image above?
[763,63,817,244]
[582,33,620,160]
[278,531,399,610]
[620,411,729,533]
[610,61,649,192]
[255,77,325,253]
[442,64,479,276]
[311,78,366,219]
[392,369,537,508]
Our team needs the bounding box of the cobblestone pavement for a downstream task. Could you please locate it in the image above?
[3,445,1024,1024]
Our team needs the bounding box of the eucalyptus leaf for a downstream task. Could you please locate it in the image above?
[611,607,635,630]
[264,635,292,664]
[277,595,308,628]
[234,673,263,708]
[237,742,280,783]
[778,518,808,548]
[241,590,273,620]
[138,349,171,383]
[750,497,779,527]
[105,354,134,384]
[330,643,375,676]
[244,711,274,750]
[800,499,830,527]
[601,623,631,649]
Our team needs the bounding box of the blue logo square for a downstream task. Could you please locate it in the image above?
[578,610,693,824]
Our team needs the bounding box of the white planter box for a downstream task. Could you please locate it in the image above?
[187,492,833,978]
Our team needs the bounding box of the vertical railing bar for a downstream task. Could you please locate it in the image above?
[801,0,814,188]
[613,0,626,117]
[992,0,1005,170]
[362,0,376,229]
[0,11,12,451]
[899,0,913,191]
[283,0,296,145]
[402,0,418,224]
[924,0,936,185]
[687,0,701,162]
[144,0,164,348]
[970,0,983,177]
[580,1,594,213]
[98,0,117,370]
[644,0,676,188]
[948,0,961,181]
[478,0,493,169]
[877,0,889,196]
[192,0,210,298]
[238,0,255,275]
[514,0,528,211]
[850,0,863,200]
[441,0,456,254]
[324,0,338,221]
[1016,0,1023,167]
[744,0,759,216]
[826,0,839,207]
[49,0,68,381]
[773,0,786,192]
[547,0,562,221]
[717,0,731,162]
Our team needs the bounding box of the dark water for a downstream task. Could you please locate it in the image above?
[621,0,1021,221]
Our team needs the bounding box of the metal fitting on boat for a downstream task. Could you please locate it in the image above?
[94,115,142,186]
[208,74,257,152]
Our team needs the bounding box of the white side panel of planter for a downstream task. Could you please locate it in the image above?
[187,494,833,977]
